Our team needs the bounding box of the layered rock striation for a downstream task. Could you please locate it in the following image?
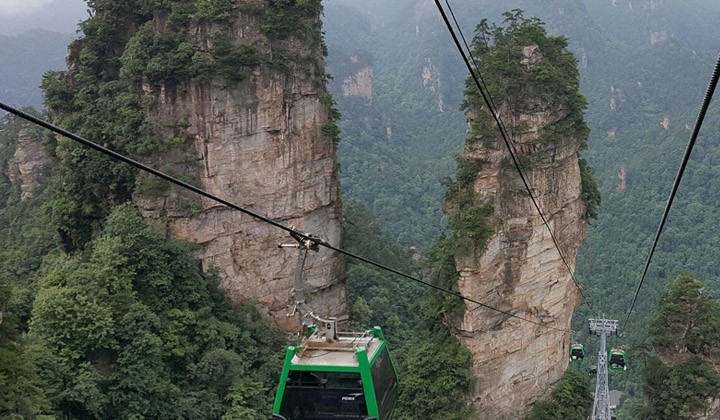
[133,3,345,330]
[43,1,345,331]
[454,107,585,418]
[445,16,596,419]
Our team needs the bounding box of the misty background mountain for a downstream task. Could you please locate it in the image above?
[322,0,720,413]
[323,0,720,326]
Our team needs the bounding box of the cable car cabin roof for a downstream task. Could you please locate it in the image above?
[290,331,384,370]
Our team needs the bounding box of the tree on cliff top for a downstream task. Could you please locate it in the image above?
[650,273,720,357]
[462,9,589,149]
[638,273,720,419]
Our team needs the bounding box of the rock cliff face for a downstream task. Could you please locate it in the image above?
[7,127,51,201]
[447,24,592,418]
[1,117,51,201]
[341,67,373,100]
[454,110,585,418]
[133,3,345,330]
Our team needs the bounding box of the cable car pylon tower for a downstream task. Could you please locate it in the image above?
[589,318,618,420]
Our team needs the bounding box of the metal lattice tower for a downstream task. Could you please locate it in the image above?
[589,319,618,420]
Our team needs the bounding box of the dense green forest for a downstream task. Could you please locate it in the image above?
[0,116,289,417]
[0,0,474,417]
[0,0,324,417]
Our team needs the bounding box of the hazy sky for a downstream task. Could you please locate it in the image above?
[0,0,87,35]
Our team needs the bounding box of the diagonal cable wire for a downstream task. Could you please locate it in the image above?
[443,0,510,143]
[435,0,595,313]
[443,0,538,228]
[0,100,569,333]
[622,53,720,331]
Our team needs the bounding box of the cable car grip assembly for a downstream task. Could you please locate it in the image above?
[279,227,338,342]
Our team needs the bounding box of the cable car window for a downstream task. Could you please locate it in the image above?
[280,371,369,420]
[370,348,399,419]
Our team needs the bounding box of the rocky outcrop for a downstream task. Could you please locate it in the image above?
[421,59,444,112]
[454,101,586,418]
[1,117,51,201]
[341,67,373,100]
[134,3,345,331]
[449,36,590,417]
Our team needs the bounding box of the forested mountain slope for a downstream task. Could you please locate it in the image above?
[0,0,342,416]
[324,0,466,246]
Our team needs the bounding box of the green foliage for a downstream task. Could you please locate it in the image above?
[650,273,720,356]
[445,155,483,204]
[325,0,720,413]
[0,333,51,418]
[463,10,589,150]
[343,200,420,341]
[203,35,261,83]
[526,367,592,420]
[120,15,261,86]
[120,23,194,85]
[637,273,720,419]
[419,237,466,320]
[325,2,465,247]
[445,160,494,256]
[394,332,473,420]
[342,202,472,418]
[0,290,52,418]
[193,0,236,24]
[448,204,494,254]
[579,158,600,220]
[41,0,281,250]
[263,0,323,40]
[29,204,286,418]
[641,357,720,419]
[42,50,145,249]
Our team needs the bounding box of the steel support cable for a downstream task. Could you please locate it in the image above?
[0,101,569,333]
[622,53,720,331]
[443,0,533,185]
[443,0,511,147]
[442,0,539,230]
[435,0,595,313]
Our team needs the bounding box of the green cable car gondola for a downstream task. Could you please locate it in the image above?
[570,343,585,362]
[272,324,399,420]
[609,348,627,372]
[272,231,399,419]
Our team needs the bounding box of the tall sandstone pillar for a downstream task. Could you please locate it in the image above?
[446,18,594,419]
[133,1,345,331]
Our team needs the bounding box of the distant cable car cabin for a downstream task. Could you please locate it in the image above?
[570,343,585,362]
[609,348,627,372]
[272,324,399,420]
[272,230,399,419]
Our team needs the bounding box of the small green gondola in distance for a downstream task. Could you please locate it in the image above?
[570,343,585,363]
[272,325,399,420]
[609,348,627,372]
